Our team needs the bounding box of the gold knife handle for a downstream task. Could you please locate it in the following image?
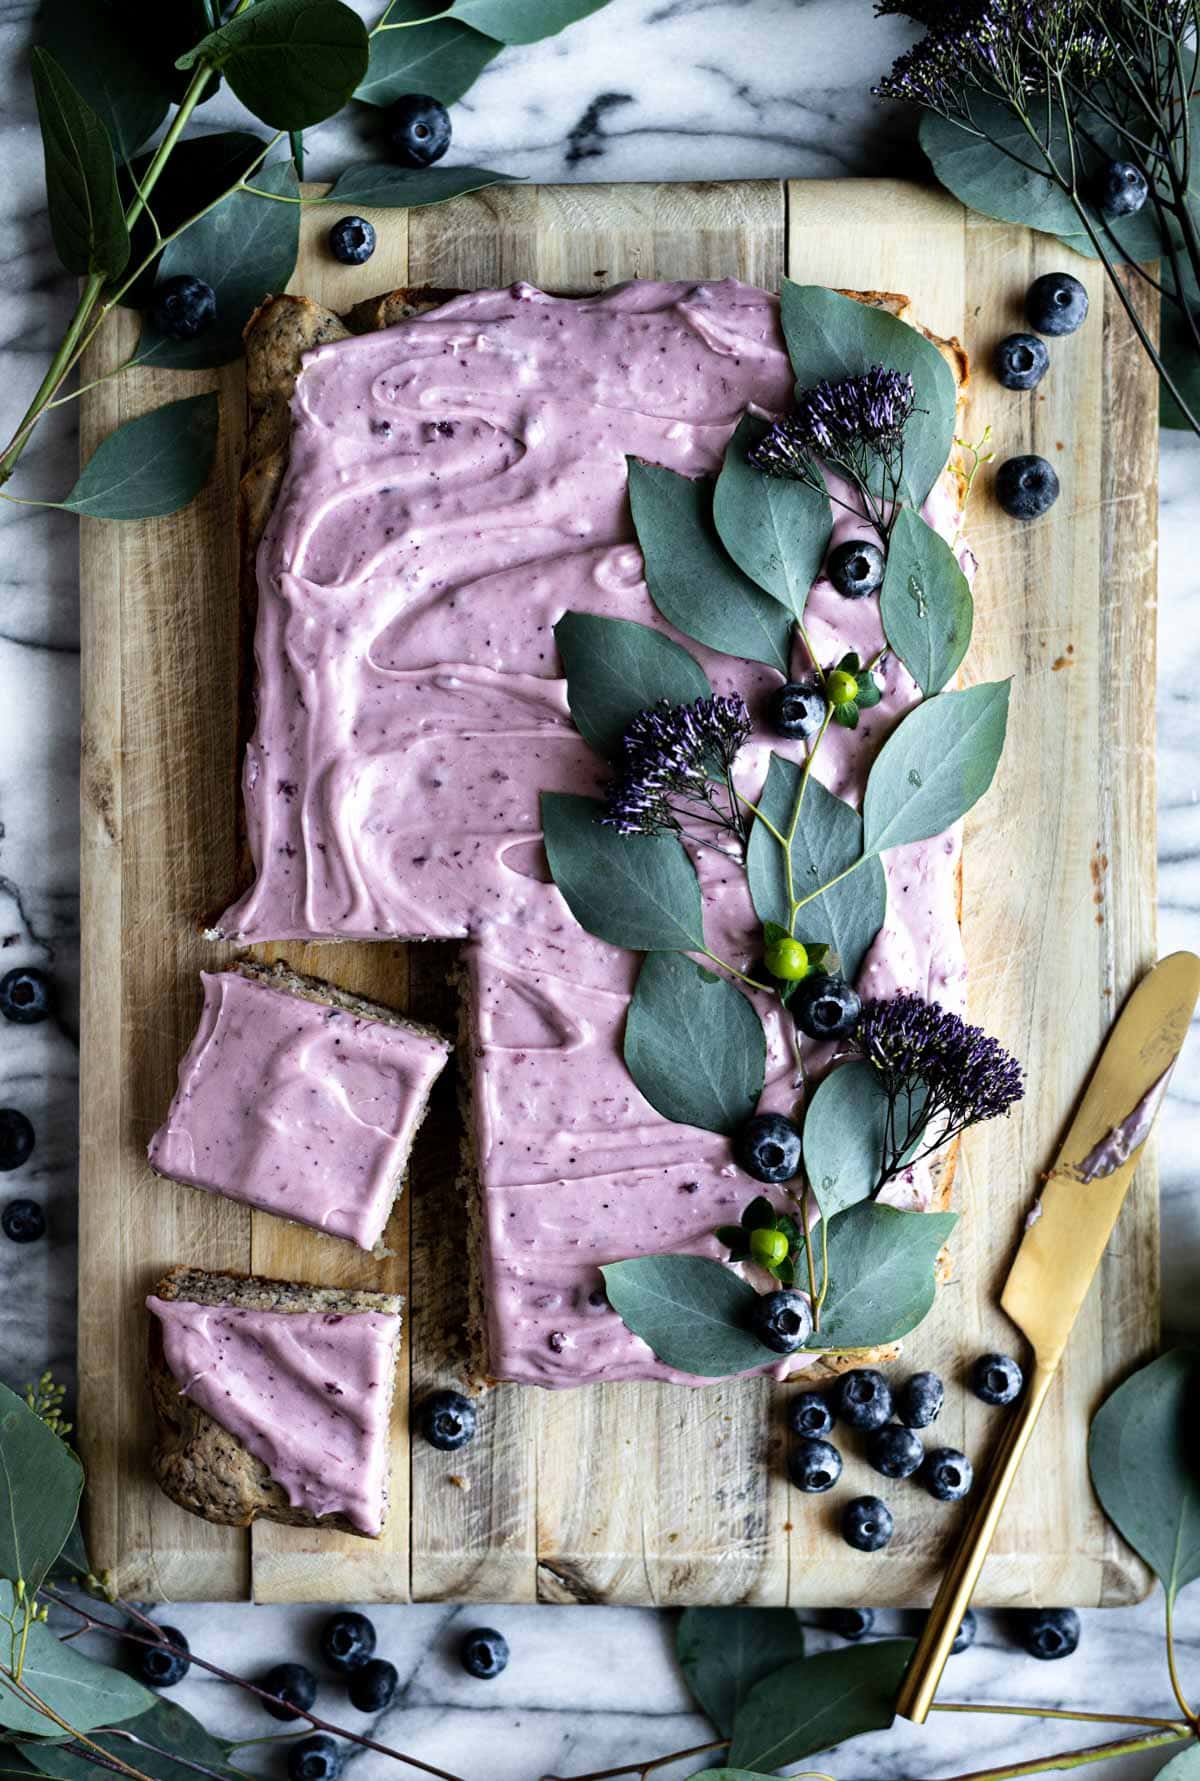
[895,1358,1057,1724]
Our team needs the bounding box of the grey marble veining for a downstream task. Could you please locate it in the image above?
[2,0,1200,1775]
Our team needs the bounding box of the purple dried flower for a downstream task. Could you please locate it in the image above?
[601,694,751,846]
[874,0,1116,113]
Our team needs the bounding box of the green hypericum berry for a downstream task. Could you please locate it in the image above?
[765,936,809,981]
[749,1227,789,1269]
[826,669,858,707]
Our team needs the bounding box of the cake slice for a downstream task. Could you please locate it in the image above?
[149,961,450,1251]
[147,1266,402,1537]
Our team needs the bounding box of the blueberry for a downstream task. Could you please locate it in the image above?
[348,1658,399,1713]
[1025,271,1089,336]
[896,1370,944,1429]
[320,1611,376,1672]
[787,1390,835,1439]
[922,1446,975,1503]
[833,1369,893,1432]
[0,1110,35,1173]
[2,1198,45,1244]
[735,1112,802,1184]
[951,1608,977,1655]
[787,1436,843,1493]
[460,1627,509,1680]
[768,678,826,742]
[792,974,861,1042]
[993,333,1049,392]
[262,1661,317,1722]
[0,967,52,1025]
[866,1423,924,1480]
[288,1735,343,1781]
[841,1495,894,1553]
[417,1389,477,1452]
[1014,1607,1080,1661]
[827,539,884,600]
[995,454,1060,521]
[385,95,452,169]
[827,1607,874,1641]
[970,1352,1024,1407]
[748,1289,813,1355]
[329,216,377,266]
[138,1626,190,1688]
[151,274,216,341]
[1099,160,1148,219]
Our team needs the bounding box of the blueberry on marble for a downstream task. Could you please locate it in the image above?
[329,216,377,266]
[0,967,51,1025]
[460,1627,509,1680]
[321,1611,376,1672]
[922,1446,975,1503]
[787,1390,835,1439]
[970,1351,1024,1407]
[951,1608,977,1655]
[769,678,825,742]
[1099,160,1148,218]
[417,1389,477,1451]
[386,95,451,168]
[787,1436,843,1493]
[735,1112,802,1183]
[841,1495,894,1553]
[138,1626,190,1688]
[792,973,861,1042]
[827,1607,874,1641]
[348,1658,399,1713]
[896,1370,944,1429]
[1014,1606,1080,1661]
[288,1735,343,1781]
[833,1369,893,1432]
[0,1110,35,1172]
[866,1423,924,1480]
[748,1288,812,1355]
[993,333,1049,392]
[827,539,884,600]
[151,274,216,341]
[1025,271,1089,336]
[263,1662,318,1721]
[995,454,1060,521]
[2,1198,45,1244]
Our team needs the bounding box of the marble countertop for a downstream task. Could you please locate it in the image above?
[2,1,1199,1776]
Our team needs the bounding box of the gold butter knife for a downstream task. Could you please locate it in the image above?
[895,950,1200,1725]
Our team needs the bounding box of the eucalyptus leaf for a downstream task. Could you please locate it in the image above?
[355,10,500,107]
[0,1382,82,1595]
[177,0,370,130]
[600,1255,768,1377]
[137,159,300,370]
[320,163,516,207]
[1089,1349,1200,1607]
[879,506,972,697]
[727,1641,914,1772]
[677,1608,805,1739]
[862,680,1010,857]
[713,415,832,622]
[21,1700,240,1781]
[815,1204,956,1351]
[627,460,793,674]
[745,756,885,982]
[541,792,705,952]
[117,131,270,312]
[1161,262,1200,432]
[447,0,611,44]
[625,953,765,1135]
[31,49,130,279]
[555,613,711,759]
[61,393,220,521]
[0,1585,153,1736]
[37,0,171,162]
[1153,1745,1200,1781]
[802,1062,889,1218]
[779,282,957,510]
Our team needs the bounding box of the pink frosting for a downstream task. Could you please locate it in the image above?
[217,279,967,1386]
[147,1295,401,1534]
[149,971,450,1249]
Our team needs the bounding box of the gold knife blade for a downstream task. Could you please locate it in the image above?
[896,950,1200,1726]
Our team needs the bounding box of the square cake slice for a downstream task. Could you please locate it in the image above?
[148,961,450,1250]
[147,1266,402,1537]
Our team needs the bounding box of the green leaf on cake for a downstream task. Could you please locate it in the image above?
[60,393,220,521]
[1089,1349,1200,1607]
[745,756,885,982]
[0,1585,153,1735]
[624,953,765,1135]
[37,0,172,163]
[814,1204,956,1351]
[713,414,832,623]
[177,0,370,131]
[779,282,958,511]
[446,0,612,45]
[22,1700,241,1781]
[319,163,517,207]
[627,459,793,674]
[0,1381,83,1595]
[801,1062,890,1218]
[726,1642,915,1771]
[355,7,501,107]
[862,680,1010,857]
[541,792,705,953]
[555,613,711,759]
[879,506,973,697]
[600,1255,766,1377]
[31,48,130,279]
[677,1607,805,1739]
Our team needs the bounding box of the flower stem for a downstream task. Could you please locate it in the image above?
[932,1703,1191,1733]
[921,1727,1192,1781]
[697,948,773,995]
[1165,1589,1196,1725]
[540,1738,728,1781]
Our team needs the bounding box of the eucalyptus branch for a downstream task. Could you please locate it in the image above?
[0,1670,155,1781]
[932,1703,1191,1733]
[916,1727,1192,1781]
[540,1738,728,1781]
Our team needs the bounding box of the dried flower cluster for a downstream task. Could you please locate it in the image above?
[601,694,752,848]
[874,0,1116,113]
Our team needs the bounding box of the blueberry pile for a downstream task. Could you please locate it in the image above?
[0,964,51,1243]
[992,266,1095,522]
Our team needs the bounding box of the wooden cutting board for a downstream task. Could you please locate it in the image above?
[77,178,1159,1606]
